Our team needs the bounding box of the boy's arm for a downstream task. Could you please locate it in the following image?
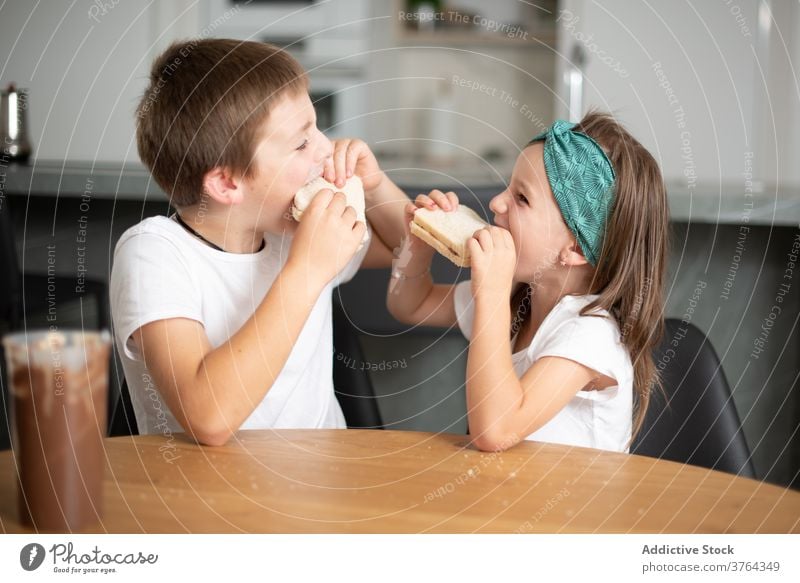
[133,190,365,446]
[324,138,409,268]
[132,262,322,446]
[363,175,409,264]
[323,140,459,322]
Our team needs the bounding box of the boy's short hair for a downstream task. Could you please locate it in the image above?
[136,38,308,207]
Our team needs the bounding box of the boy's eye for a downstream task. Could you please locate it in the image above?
[296,139,309,151]
[516,193,529,205]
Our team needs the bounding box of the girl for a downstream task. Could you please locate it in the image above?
[387,111,668,452]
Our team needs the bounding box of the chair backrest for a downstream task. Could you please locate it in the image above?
[108,379,139,437]
[631,319,755,478]
[0,345,10,450]
[0,203,20,449]
[0,198,22,331]
[332,295,383,429]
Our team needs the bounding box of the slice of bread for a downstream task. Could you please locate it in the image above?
[411,206,488,267]
[292,175,369,247]
[292,175,365,223]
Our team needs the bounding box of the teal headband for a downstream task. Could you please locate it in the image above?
[529,119,616,266]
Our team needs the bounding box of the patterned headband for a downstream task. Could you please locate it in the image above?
[529,120,616,266]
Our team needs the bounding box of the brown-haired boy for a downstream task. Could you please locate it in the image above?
[111,39,408,445]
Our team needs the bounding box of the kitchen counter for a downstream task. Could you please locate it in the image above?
[3,159,799,227]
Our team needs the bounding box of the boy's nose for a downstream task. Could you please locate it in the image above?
[315,133,333,164]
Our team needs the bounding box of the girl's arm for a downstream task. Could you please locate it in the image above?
[466,227,604,451]
[386,191,459,328]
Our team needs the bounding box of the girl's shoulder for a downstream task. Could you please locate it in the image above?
[528,294,632,385]
[555,293,610,316]
[537,294,623,348]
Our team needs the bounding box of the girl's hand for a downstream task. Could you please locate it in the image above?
[324,138,384,194]
[414,189,459,213]
[468,226,516,301]
[403,189,460,251]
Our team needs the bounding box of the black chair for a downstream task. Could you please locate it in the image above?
[0,198,110,332]
[332,295,384,429]
[631,319,756,479]
[108,378,139,437]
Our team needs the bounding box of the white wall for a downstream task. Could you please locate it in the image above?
[365,0,555,162]
[555,0,800,189]
[759,0,800,187]
[0,0,199,163]
[364,46,556,161]
[4,0,796,186]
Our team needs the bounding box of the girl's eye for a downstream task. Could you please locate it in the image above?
[296,139,309,151]
[516,193,528,205]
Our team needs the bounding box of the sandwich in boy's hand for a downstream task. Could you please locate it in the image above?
[410,205,488,267]
[292,175,369,247]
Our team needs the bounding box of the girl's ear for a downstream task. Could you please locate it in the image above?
[560,240,590,267]
[202,167,244,206]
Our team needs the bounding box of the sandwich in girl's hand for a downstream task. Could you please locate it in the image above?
[410,205,488,267]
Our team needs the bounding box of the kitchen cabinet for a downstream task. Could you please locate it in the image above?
[555,0,799,189]
[391,0,557,47]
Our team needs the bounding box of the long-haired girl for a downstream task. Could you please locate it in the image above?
[388,111,668,452]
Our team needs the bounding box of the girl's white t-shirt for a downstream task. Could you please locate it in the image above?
[110,216,370,436]
[454,281,633,452]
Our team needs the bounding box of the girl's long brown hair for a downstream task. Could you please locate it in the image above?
[574,111,669,443]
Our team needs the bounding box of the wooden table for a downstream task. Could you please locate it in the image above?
[1,430,798,533]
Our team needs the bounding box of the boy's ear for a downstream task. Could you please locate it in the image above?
[561,239,590,267]
[202,167,244,206]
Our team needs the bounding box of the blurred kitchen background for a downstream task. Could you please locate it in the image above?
[0,1,798,488]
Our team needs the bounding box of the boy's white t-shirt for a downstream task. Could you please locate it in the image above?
[453,281,633,452]
[110,215,370,436]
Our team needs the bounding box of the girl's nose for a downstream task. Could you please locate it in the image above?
[489,191,508,215]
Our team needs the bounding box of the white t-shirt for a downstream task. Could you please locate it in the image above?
[454,281,633,452]
[110,215,370,436]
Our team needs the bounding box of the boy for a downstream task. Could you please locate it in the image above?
[111,39,409,446]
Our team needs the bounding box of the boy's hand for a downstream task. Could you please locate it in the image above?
[288,189,367,288]
[468,226,516,302]
[324,138,384,194]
